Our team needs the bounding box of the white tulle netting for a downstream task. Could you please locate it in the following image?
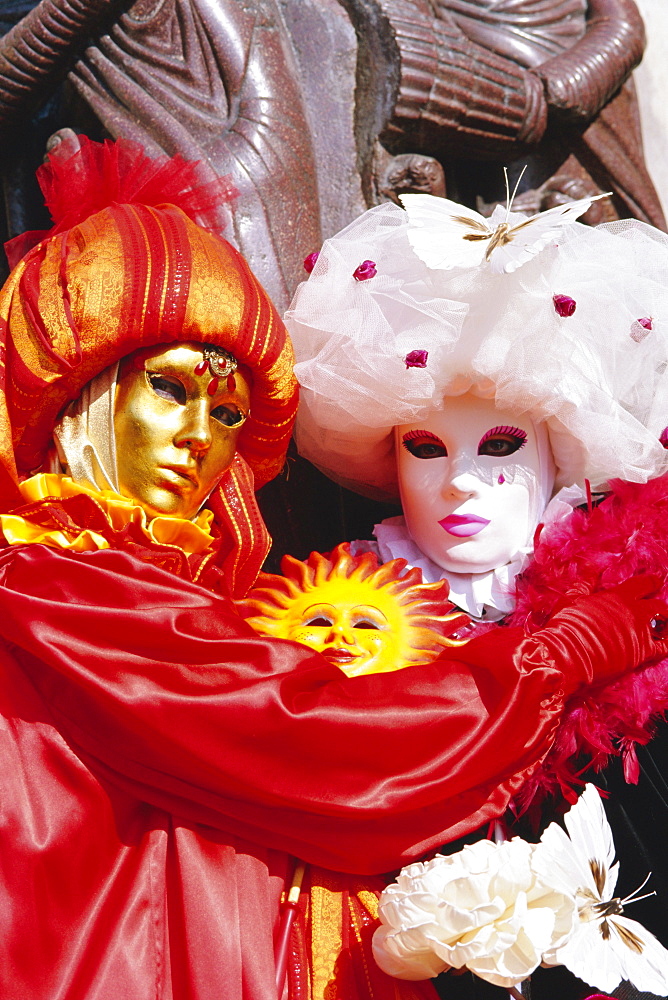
[286,202,668,500]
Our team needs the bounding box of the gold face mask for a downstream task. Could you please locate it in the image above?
[114,342,251,520]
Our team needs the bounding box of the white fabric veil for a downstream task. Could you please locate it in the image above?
[52,365,119,493]
[286,203,668,501]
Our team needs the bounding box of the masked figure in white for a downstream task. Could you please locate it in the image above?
[286,192,668,996]
[289,195,668,609]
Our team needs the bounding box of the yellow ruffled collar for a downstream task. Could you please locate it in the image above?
[0,474,216,556]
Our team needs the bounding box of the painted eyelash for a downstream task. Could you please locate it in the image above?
[401,429,446,453]
[402,429,444,444]
[478,425,527,448]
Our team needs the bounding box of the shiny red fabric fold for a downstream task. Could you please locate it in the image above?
[0,543,661,998]
[0,544,656,871]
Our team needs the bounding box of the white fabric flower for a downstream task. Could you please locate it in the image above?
[373,838,575,988]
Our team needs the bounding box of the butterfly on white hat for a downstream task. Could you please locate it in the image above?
[400,169,610,275]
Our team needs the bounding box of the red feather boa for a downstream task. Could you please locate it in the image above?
[509,473,668,814]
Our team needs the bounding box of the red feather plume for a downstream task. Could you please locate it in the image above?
[5,133,237,269]
[509,473,668,818]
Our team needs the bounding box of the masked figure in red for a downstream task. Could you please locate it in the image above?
[0,137,665,1000]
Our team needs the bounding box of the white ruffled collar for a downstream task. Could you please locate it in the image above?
[373,486,584,620]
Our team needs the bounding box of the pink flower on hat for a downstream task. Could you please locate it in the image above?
[303,252,319,274]
[405,350,428,369]
[353,260,377,281]
[553,294,576,317]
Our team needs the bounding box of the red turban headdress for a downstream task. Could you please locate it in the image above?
[0,136,299,595]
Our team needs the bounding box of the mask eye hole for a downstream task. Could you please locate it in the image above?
[402,429,447,459]
[211,404,246,427]
[477,425,527,457]
[303,615,333,628]
[354,619,381,630]
[147,373,186,404]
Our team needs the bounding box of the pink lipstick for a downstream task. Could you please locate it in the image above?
[439,514,490,537]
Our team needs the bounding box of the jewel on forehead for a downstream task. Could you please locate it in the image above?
[205,344,238,377]
[193,344,239,380]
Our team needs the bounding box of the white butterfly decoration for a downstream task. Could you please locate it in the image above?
[534,783,668,995]
[399,189,609,275]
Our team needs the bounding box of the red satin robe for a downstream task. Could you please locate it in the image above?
[0,542,655,999]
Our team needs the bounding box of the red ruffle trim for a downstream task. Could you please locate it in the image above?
[0,491,227,591]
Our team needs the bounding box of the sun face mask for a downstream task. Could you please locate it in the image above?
[237,544,468,676]
[396,392,555,575]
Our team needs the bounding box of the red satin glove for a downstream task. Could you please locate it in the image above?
[531,575,668,688]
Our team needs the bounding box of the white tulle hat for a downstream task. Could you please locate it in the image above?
[285,198,668,501]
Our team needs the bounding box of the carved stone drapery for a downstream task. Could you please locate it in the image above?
[369,0,664,226]
[65,0,322,312]
[0,0,664,271]
[0,0,365,312]
[0,0,127,126]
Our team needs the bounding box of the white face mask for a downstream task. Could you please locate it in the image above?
[396,393,555,575]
